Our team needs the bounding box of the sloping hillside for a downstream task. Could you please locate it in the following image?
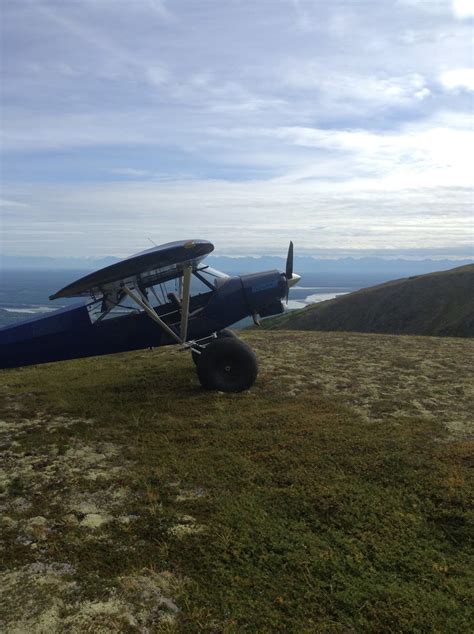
[266,263,474,337]
[0,331,473,632]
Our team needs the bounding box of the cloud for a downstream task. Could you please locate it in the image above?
[209,112,474,190]
[1,0,473,258]
[109,168,153,178]
[146,0,173,22]
[281,67,432,110]
[440,68,474,91]
[0,199,31,209]
[452,0,474,18]
[2,173,472,258]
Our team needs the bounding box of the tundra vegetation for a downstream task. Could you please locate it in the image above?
[0,330,473,632]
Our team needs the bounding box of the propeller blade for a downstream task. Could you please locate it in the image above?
[284,241,295,304]
[285,241,294,279]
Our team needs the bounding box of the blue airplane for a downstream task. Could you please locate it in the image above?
[0,240,300,392]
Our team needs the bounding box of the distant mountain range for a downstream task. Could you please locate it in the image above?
[263,264,474,338]
[2,254,473,286]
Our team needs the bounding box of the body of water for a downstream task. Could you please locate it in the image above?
[1,306,56,314]
[286,286,354,310]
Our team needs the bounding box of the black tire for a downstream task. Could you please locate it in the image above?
[217,328,238,340]
[191,329,238,365]
[196,337,258,392]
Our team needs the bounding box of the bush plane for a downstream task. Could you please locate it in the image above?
[0,240,300,391]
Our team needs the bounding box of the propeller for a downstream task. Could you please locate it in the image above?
[283,241,301,303]
[286,240,294,279]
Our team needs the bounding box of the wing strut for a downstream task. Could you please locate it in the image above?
[122,285,183,345]
[180,265,192,342]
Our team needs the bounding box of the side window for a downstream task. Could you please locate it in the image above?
[87,295,142,324]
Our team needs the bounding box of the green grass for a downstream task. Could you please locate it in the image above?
[1,331,473,632]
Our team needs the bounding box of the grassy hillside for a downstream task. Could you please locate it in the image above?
[1,331,473,632]
[264,264,474,337]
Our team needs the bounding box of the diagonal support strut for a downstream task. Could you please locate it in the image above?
[122,285,183,345]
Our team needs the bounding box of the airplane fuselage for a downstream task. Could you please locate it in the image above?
[0,271,286,369]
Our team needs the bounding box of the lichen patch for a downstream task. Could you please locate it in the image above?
[250,331,474,439]
[169,514,206,537]
[0,563,78,633]
[175,486,206,502]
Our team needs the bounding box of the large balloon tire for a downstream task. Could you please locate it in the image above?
[191,329,238,366]
[196,337,258,392]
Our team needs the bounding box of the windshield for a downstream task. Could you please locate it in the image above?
[196,266,230,289]
[198,266,230,280]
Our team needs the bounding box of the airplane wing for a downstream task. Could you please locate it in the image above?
[49,239,214,300]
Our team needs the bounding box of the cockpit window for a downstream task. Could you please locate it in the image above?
[87,272,220,325]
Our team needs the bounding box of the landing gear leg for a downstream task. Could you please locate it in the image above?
[191,329,238,365]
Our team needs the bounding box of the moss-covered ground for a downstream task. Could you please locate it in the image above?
[0,330,473,632]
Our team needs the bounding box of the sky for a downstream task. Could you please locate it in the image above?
[1,0,473,259]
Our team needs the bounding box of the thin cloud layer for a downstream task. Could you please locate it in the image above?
[1,0,473,258]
